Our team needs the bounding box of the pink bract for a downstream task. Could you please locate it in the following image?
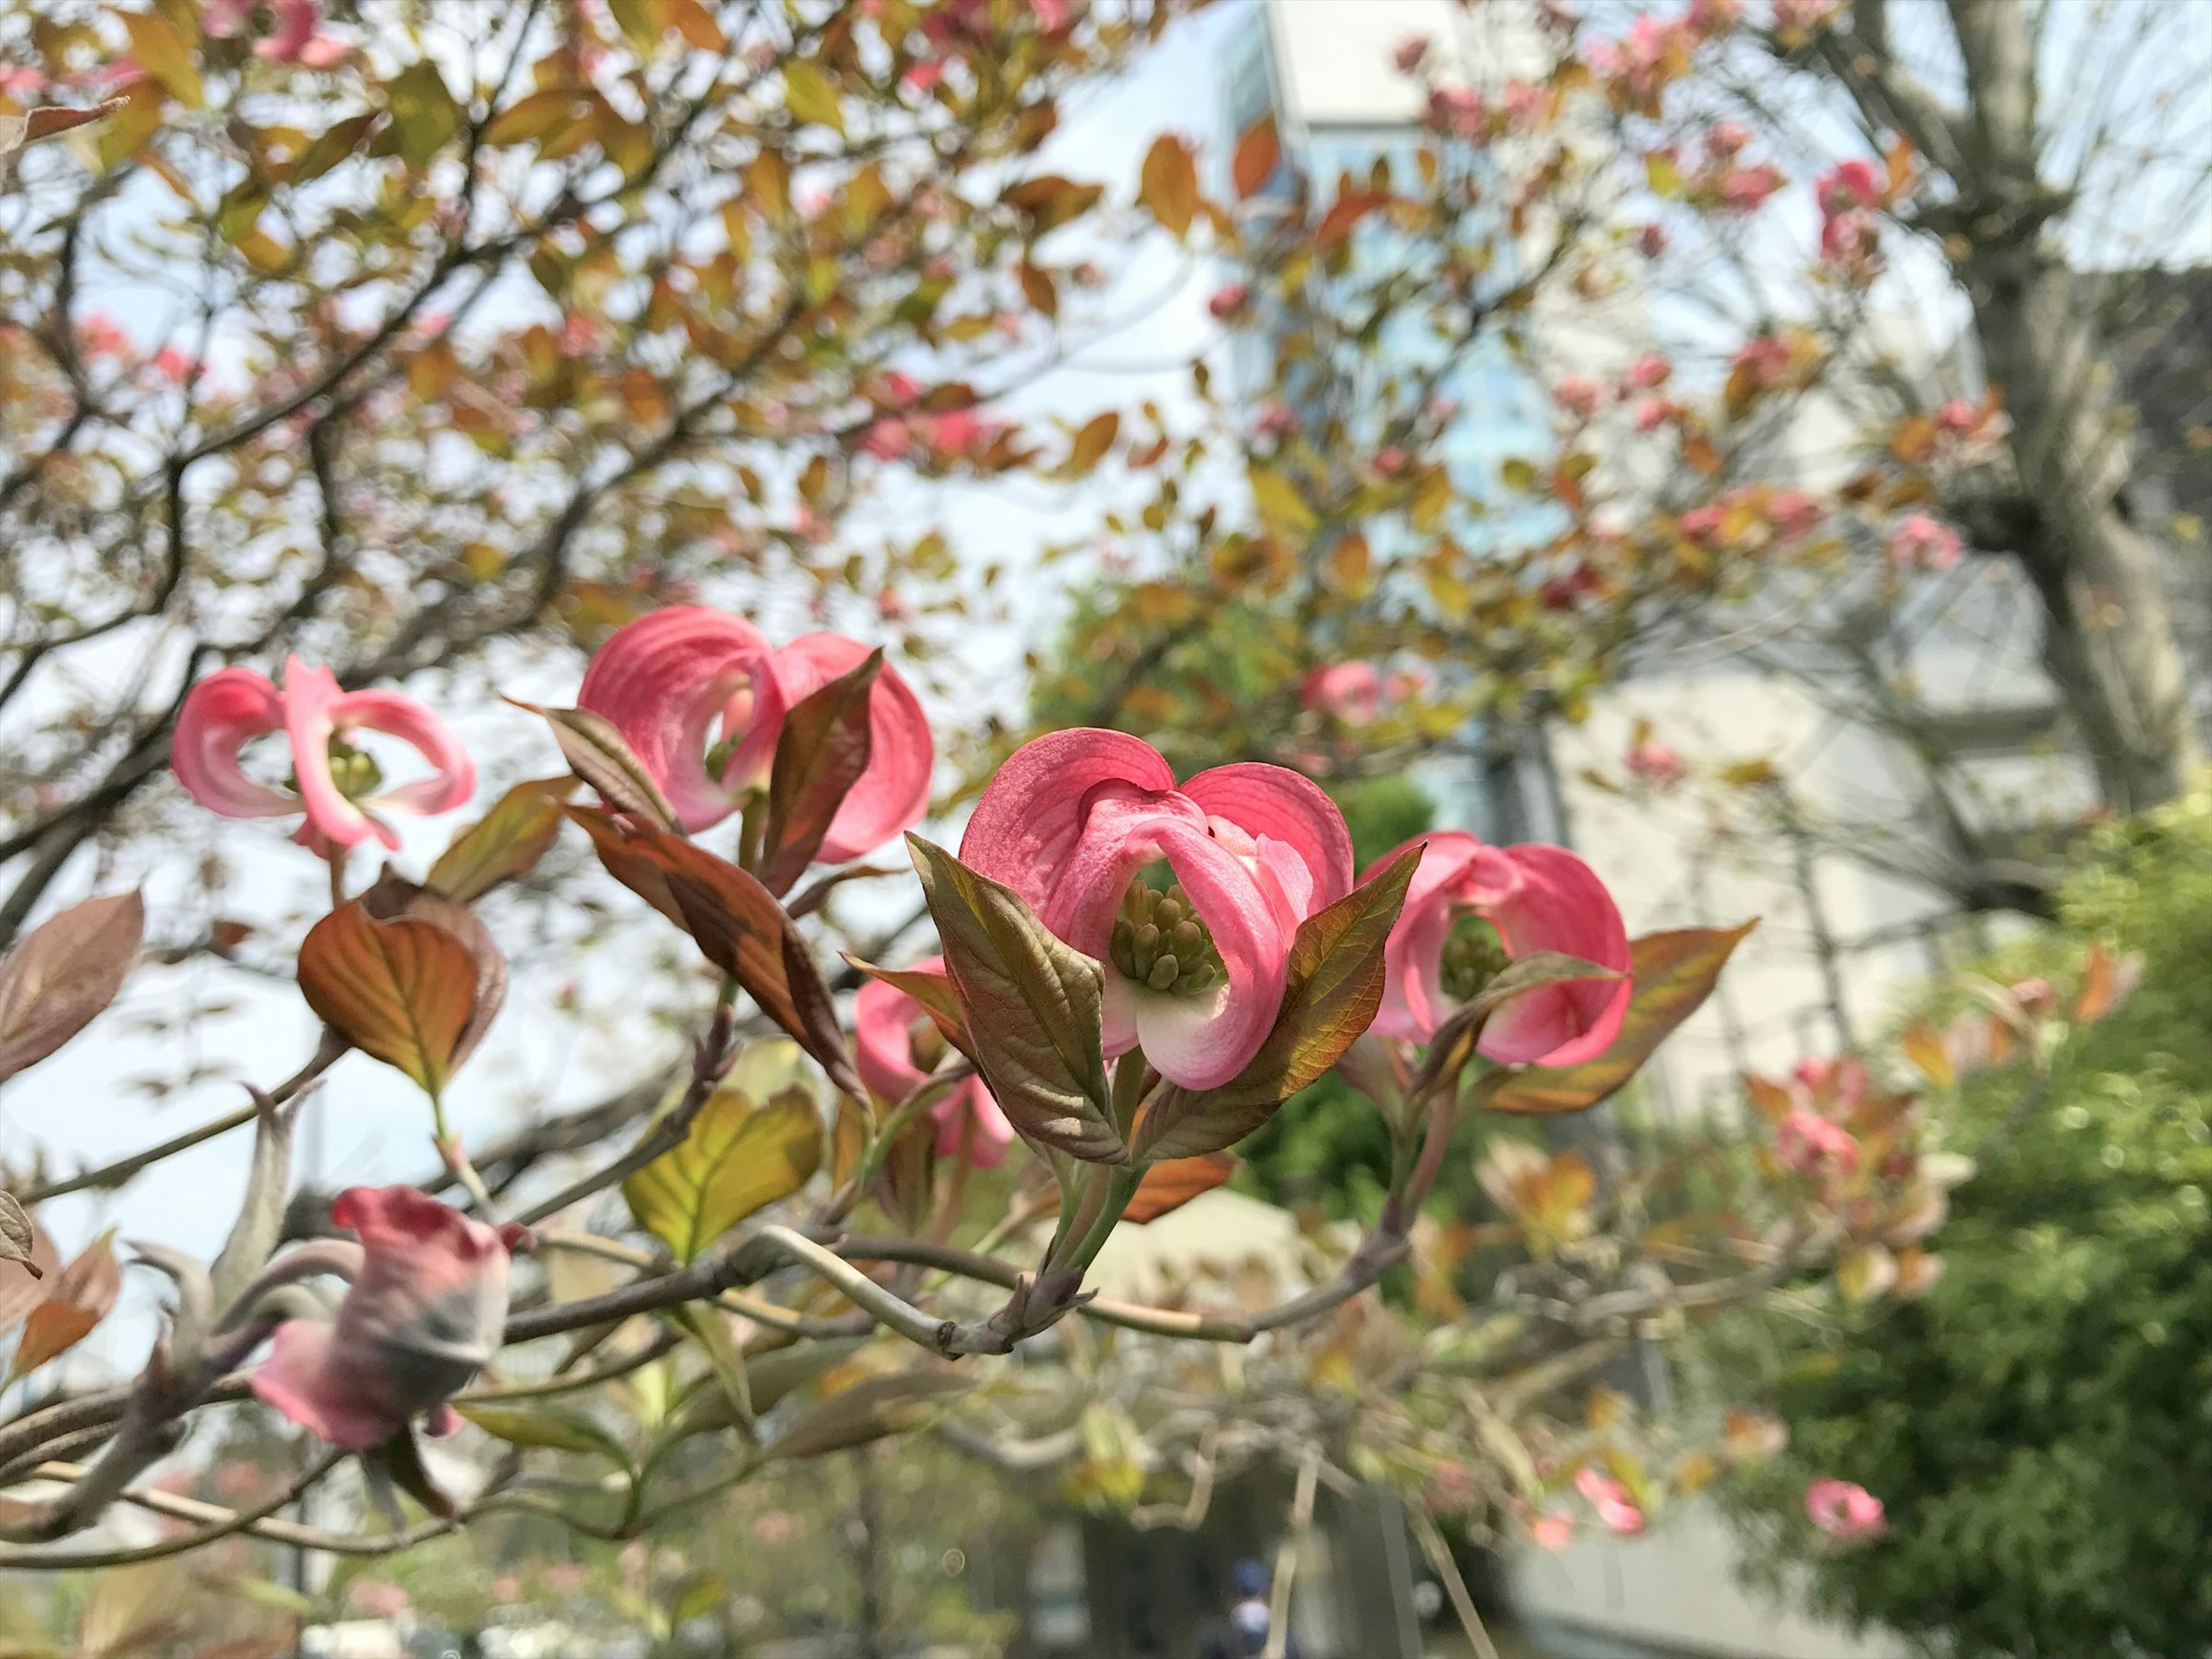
[172,657,475,851]
[1367,829,1631,1067]
[576,606,932,862]
[1301,661,1383,725]
[960,729,1353,1090]
[1805,1478,1886,1540]
[1574,1467,1646,1535]
[854,956,1014,1168]
[252,1187,530,1452]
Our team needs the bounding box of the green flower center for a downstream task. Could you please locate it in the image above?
[1440,912,1509,1002]
[1107,872,1225,998]
[291,737,385,804]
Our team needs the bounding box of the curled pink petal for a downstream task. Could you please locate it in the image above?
[1574,1467,1646,1535]
[282,656,382,849]
[855,958,1010,1166]
[1182,763,1355,911]
[576,606,775,830]
[959,728,1178,913]
[1369,831,1631,1066]
[172,667,294,819]
[252,1185,523,1451]
[963,733,1352,1091]
[331,688,476,819]
[766,633,933,862]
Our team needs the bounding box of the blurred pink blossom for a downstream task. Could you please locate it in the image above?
[1554,375,1603,419]
[1393,34,1431,73]
[1207,282,1249,321]
[1625,737,1683,789]
[1624,352,1672,391]
[1777,1110,1860,1181]
[1575,1468,1645,1535]
[1885,514,1963,571]
[1427,86,1486,137]
[1805,1479,1885,1540]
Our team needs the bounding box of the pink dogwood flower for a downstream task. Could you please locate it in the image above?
[172,658,475,851]
[1302,661,1383,725]
[1575,1467,1646,1535]
[575,607,931,862]
[1886,514,1963,571]
[1392,33,1431,73]
[1624,352,1672,391]
[1717,163,1783,211]
[252,1187,530,1452]
[1368,830,1631,1067]
[855,957,1015,1168]
[1625,737,1683,790]
[1207,282,1249,321]
[1776,1109,1859,1181]
[960,730,1354,1090]
[1427,86,1486,137]
[1805,1479,1885,1540]
[1531,1509,1575,1550]
[1553,374,1603,419]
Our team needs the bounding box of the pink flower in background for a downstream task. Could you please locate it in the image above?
[1936,397,1978,433]
[1730,334,1790,387]
[858,417,911,460]
[916,407,1012,460]
[869,370,922,408]
[1624,352,1671,391]
[1773,0,1839,35]
[1372,446,1411,479]
[1705,119,1751,156]
[1679,505,1724,544]
[1427,86,1486,137]
[74,312,132,358]
[0,64,48,95]
[203,0,255,36]
[577,607,931,861]
[1805,1479,1885,1540]
[961,730,1354,1089]
[1368,829,1631,1067]
[1034,0,1073,34]
[1625,736,1683,790]
[1768,488,1824,543]
[1252,402,1301,443]
[1818,158,1882,215]
[1777,1109,1860,1181]
[1885,514,1963,571]
[150,346,201,385]
[1637,222,1668,257]
[1575,1468,1646,1535]
[1717,163,1783,211]
[1302,661,1382,725]
[1553,375,1603,419]
[172,658,475,851]
[1207,282,1249,321]
[1531,1509,1575,1550]
[1686,0,1745,34]
[1392,33,1431,73]
[855,957,1015,1168]
[1501,79,1546,129]
[253,1187,530,1451]
[2008,975,2058,1016]
[902,58,946,94]
[254,0,347,67]
[348,1581,411,1619]
[1632,396,1673,432]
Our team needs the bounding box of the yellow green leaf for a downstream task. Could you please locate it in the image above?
[623,1086,823,1263]
[783,61,845,137]
[121,14,202,109]
[1248,464,1317,537]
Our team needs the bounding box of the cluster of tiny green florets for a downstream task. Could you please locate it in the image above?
[1107,874,1224,996]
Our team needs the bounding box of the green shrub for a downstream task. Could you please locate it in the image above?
[1710,790,2212,1658]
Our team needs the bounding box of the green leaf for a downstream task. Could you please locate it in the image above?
[765,1371,971,1463]
[427,776,577,903]
[1249,464,1318,537]
[757,650,881,896]
[672,1304,752,1428]
[671,1336,868,1441]
[1480,922,1758,1114]
[217,178,271,245]
[457,1402,628,1461]
[623,1086,822,1263]
[385,59,460,167]
[1132,847,1418,1162]
[908,836,1124,1164]
[671,1573,729,1627]
[782,61,846,136]
[288,111,381,186]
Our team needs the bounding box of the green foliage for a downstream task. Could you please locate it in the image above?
[1710,790,2212,1659]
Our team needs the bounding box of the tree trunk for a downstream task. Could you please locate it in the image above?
[1946,0,2205,810]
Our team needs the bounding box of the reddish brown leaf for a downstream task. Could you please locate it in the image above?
[10,1229,118,1381]
[570,810,861,1098]
[1232,118,1281,199]
[0,891,144,1082]
[757,650,881,897]
[297,900,479,1097]
[358,877,507,1072]
[1315,188,1389,248]
[1124,1153,1236,1224]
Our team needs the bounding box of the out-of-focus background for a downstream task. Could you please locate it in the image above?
[1,0,2209,1653]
